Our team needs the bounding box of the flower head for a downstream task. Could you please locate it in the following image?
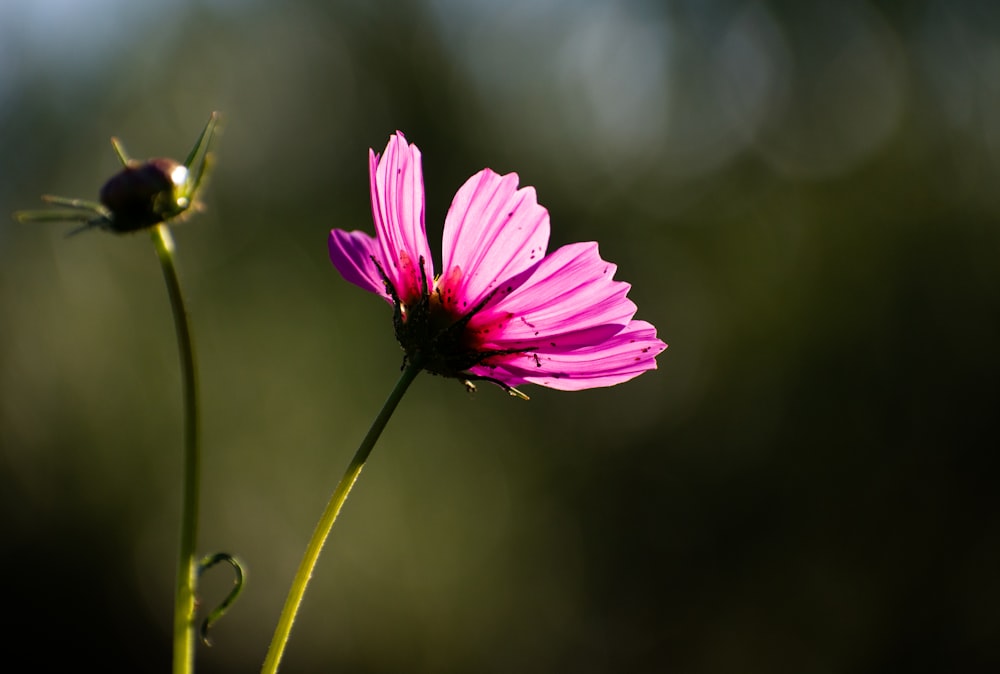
[329,132,666,395]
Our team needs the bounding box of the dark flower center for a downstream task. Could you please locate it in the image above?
[393,268,488,378]
[375,255,531,395]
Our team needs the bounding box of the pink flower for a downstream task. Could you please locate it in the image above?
[328,132,666,395]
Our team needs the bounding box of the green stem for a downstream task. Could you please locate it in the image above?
[261,357,423,674]
[151,224,201,674]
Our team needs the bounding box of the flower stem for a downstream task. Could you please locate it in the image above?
[261,357,423,674]
[151,224,201,674]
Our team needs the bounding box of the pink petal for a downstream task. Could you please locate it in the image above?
[328,229,392,303]
[470,242,637,349]
[440,169,550,311]
[370,132,434,303]
[473,320,667,391]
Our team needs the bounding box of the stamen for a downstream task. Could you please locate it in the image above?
[462,374,530,400]
[372,255,406,334]
[371,256,400,303]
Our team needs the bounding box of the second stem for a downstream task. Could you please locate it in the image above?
[152,224,202,674]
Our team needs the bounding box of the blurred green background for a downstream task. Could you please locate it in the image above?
[2,0,998,672]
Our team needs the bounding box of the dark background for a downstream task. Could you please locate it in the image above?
[1,0,998,672]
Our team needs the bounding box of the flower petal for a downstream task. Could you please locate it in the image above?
[370,132,434,303]
[473,320,667,391]
[470,242,637,350]
[328,228,391,302]
[440,169,550,311]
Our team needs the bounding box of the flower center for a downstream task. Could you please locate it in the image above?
[393,265,487,378]
[375,256,529,394]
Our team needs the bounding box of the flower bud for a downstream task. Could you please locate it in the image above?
[98,158,186,232]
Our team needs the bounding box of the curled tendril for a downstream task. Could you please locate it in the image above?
[197,552,246,646]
